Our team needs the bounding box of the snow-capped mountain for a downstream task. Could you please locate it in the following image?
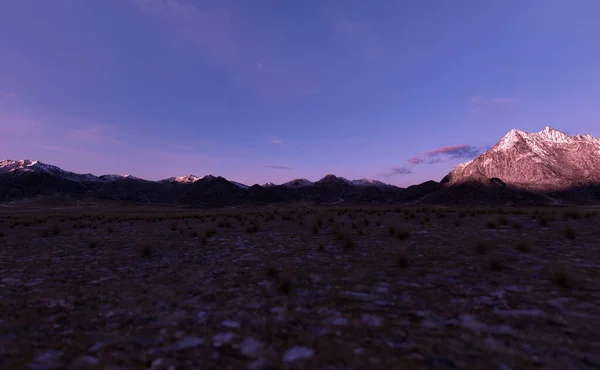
[160,174,202,184]
[282,178,313,188]
[442,126,600,191]
[262,182,276,188]
[351,178,397,189]
[98,174,143,182]
[0,159,99,182]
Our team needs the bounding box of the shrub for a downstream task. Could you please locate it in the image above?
[550,266,572,289]
[511,222,522,229]
[516,241,531,253]
[388,225,396,236]
[266,266,279,278]
[0,231,3,237]
[395,230,411,240]
[88,241,97,249]
[484,221,496,229]
[170,221,178,231]
[396,254,409,268]
[488,258,503,272]
[343,237,356,250]
[278,279,293,294]
[564,226,576,240]
[476,241,490,255]
[140,245,152,258]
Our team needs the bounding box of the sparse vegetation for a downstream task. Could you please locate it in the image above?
[140,244,152,258]
[564,226,576,240]
[516,240,531,253]
[0,204,597,368]
[476,241,490,255]
[488,257,503,272]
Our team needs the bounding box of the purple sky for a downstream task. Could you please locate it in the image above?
[1,0,599,186]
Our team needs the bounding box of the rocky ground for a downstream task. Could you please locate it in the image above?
[1,204,599,369]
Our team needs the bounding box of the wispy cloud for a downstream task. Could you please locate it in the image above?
[469,96,518,117]
[0,92,16,99]
[334,18,383,61]
[264,164,292,170]
[271,139,283,145]
[408,145,483,165]
[381,166,413,177]
[68,125,125,145]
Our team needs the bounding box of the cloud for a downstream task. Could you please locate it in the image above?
[271,139,283,145]
[68,125,125,145]
[469,96,518,117]
[408,145,483,165]
[334,18,383,61]
[0,92,16,99]
[264,165,292,170]
[390,167,413,176]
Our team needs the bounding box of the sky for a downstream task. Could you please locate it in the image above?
[1,0,599,187]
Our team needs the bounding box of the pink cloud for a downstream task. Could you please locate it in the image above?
[1,92,16,99]
[408,144,483,165]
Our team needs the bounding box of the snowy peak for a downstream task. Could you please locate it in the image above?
[0,159,98,181]
[161,174,201,184]
[98,174,140,181]
[538,126,571,143]
[444,127,600,191]
[283,178,313,188]
[351,178,388,187]
[262,182,276,188]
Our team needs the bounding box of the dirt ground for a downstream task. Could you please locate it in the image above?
[1,204,599,369]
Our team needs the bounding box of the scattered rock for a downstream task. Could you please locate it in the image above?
[283,346,315,362]
[361,314,383,327]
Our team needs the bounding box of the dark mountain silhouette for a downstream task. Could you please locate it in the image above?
[1,127,600,206]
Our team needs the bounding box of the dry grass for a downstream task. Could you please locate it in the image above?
[0,203,598,369]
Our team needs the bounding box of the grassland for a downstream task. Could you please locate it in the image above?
[1,204,599,369]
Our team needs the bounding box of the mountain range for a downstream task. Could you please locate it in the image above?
[1,127,599,206]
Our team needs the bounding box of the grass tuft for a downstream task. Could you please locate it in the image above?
[140,244,152,258]
[278,279,293,294]
[564,226,576,240]
[476,241,490,255]
[488,258,503,272]
[516,240,531,253]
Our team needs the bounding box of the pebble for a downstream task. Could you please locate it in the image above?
[167,336,204,351]
[221,320,241,328]
[213,332,236,347]
[239,337,263,358]
[283,346,315,362]
[361,314,383,327]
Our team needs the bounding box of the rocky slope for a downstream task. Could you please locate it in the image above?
[442,127,600,191]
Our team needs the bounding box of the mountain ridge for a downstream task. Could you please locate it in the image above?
[2,126,600,205]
